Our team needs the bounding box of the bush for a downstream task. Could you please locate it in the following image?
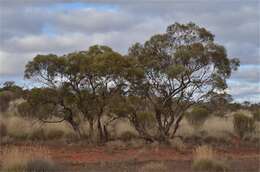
[233,113,255,138]
[29,128,46,141]
[0,91,15,112]
[253,110,260,122]
[137,111,156,129]
[25,159,60,172]
[17,101,33,118]
[186,106,210,129]
[120,131,137,141]
[46,129,64,140]
[0,122,7,137]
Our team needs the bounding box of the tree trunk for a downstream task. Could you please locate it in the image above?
[103,125,109,142]
[171,114,184,139]
[89,119,94,141]
[66,118,81,139]
[97,115,104,143]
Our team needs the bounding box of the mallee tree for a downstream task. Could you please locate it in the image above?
[22,23,239,143]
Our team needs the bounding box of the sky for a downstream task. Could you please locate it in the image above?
[0,0,259,102]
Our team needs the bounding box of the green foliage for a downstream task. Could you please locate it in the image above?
[186,106,210,128]
[17,102,33,118]
[233,113,255,138]
[137,111,156,128]
[192,159,229,172]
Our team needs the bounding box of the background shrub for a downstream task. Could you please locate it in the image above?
[119,130,137,141]
[137,111,156,129]
[186,106,210,129]
[233,112,255,138]
[253,110,260,122]
[29,128,46,141]
[46,129,64,140]
[0,122,7,137]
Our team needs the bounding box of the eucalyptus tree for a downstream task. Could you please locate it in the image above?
[24,45,128,141]
[127,23,239,142]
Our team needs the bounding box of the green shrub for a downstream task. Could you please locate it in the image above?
[192,159,229,172]
[9,132,29,140]
[17,101,33,118]
[46,129,64,140]
[120,131,137,141]
[29,128,46,141]
[233,113,255,138]
[253,110,260,122]
[186,106,210,129]
[25,159,60,172]
[137,111,156,128]
[0,122,7,137]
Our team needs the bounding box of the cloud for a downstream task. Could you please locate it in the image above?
[0,0,259,102]
[230,65,260,83]
[227,81,260,102]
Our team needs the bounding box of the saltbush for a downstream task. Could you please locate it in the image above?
[46,129,64,140]
[29,128,46,141]
[186,106,210,129]
[120,131,137,141]
[233,112,255,138]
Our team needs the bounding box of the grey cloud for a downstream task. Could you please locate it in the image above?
[230,66,260,83]
[229,82,260,99]
[0,0,259,102]
[51,8,142,34]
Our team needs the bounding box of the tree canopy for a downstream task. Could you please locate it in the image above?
[22,23,239,142]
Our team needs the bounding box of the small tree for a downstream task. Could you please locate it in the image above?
[24,45,128,142]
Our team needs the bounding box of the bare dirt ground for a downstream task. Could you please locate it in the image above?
[1,143,259,172]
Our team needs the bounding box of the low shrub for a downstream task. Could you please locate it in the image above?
[46,129,64,140]
[25,158,60,172]
[120,131,137,141]
[233,112,255,138]
[186,106,210,129]
[29,128,46,141]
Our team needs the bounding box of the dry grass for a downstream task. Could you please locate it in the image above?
[201,116,233,140]
[192,145,229,172]
[193,145,216,161]
[1,145,51,171]
[139,161,168,172]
